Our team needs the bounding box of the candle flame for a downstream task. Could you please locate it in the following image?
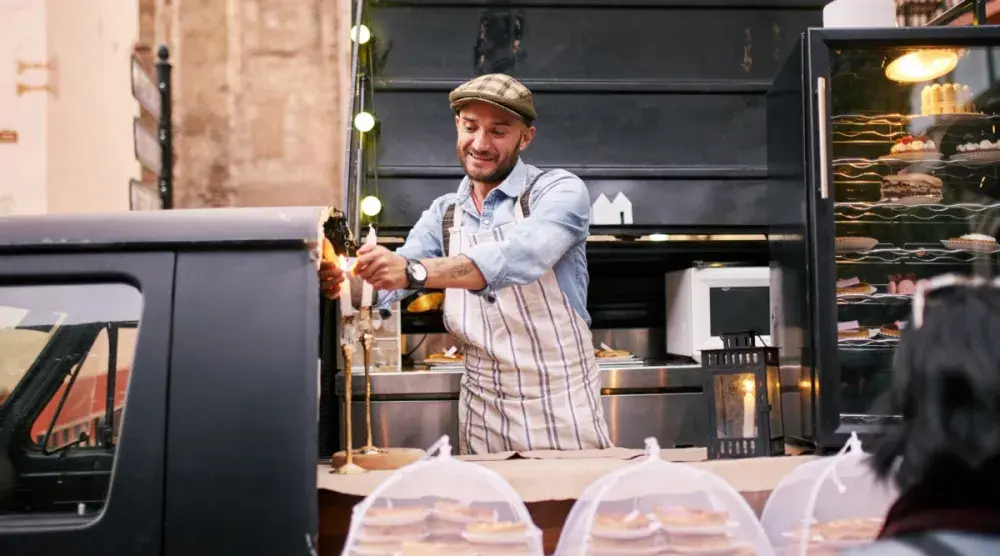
[742,378,755,394]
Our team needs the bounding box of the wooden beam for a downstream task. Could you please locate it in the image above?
[948,0,1000,25]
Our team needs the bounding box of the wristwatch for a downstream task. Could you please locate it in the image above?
[405,259,428,289]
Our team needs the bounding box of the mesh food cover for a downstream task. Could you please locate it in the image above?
[555,438,774,556]
[759,432,899,556]
[341,435,543,556]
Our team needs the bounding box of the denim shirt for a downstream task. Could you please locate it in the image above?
[378,158,592,326]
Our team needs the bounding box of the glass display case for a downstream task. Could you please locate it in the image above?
[767,26,1000,452]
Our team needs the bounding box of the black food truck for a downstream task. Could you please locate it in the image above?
[0,207,331,556]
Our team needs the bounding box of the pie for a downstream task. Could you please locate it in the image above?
[596,349,631,358]
[838,328,876,341]
[945,233,1000,253]
[880,321,905,338]
[433,501,496,523]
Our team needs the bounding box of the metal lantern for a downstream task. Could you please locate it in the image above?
[703,331,784,460]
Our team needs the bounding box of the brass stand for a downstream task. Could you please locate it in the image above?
[357,320,386,456]
[331,319,366,475]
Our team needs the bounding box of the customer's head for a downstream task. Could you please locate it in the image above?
[871,278,1000,490]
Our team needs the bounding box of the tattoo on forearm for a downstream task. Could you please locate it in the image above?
[448,260,475,278]
[423,255,487,290]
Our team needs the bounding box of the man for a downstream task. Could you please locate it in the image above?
[320,74,611,455]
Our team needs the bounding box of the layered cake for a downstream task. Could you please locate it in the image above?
[880,173,942,204]
[921,83,975,115]
[885,135,938,160]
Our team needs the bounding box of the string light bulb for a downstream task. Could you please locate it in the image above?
[350,25,372,45]
[360,195,382,217]
[354,112,376,133]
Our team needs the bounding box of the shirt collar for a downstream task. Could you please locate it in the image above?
[456,158,528,203]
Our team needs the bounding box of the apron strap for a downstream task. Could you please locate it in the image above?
[442,169,552,253]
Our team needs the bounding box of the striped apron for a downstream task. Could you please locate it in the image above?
[442,176,613,455]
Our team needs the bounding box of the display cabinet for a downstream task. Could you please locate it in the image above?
[768,26,1000,451]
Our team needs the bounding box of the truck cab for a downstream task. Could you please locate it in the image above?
[0,206,331,555]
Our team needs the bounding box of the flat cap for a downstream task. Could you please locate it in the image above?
[449,73,537,124]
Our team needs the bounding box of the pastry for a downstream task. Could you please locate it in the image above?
[590,512,654,535]
[836,277,876,297]
[921,83,975,115]
[588,535,660,553]
[366,506,430,520]
[835,236,878,253]
[595,348,631,358]
[353,539,402,554]
[466,521,527,536]
[885,135,938,159]
[663,531,732,548]
[944,233,1000,253]
[880,321,906,338]
[653,506,729,527]
[887,274,918,295]
[880,173,942,204]
[838,323,876,341]
[433,501,497,523]
[401,540,477,555]
[361,523,428,540]
[954,133,1000,161]
[426,352,463,363]
[812,517,883,541]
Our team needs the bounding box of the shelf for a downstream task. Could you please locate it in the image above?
[835,202,1000,222]
[837,337,900,352]
[836,242,999,264]
[837,291,912,306]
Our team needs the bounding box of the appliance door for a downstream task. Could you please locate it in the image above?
[807,27,1000,450]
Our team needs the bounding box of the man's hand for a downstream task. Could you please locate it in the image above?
[319,258,345,300]
[355,244,409,291]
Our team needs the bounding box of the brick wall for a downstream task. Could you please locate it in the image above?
[138,0,351,209]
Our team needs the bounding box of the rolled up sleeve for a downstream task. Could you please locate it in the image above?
[376,195,453,309]
[463,172,590,291]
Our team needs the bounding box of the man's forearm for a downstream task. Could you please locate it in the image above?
[421,255,487,290]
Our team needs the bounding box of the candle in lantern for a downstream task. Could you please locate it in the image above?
[742,378,755,438]
[338,255,355,316]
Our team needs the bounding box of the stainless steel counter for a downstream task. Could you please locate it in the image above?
[334,363,708,451]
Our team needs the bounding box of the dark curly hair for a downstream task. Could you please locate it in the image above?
[869,285,1000,491]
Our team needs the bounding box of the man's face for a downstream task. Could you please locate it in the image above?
[455,101,535,184]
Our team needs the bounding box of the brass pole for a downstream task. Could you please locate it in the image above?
[332,320,365,475]
[358,310,384,455]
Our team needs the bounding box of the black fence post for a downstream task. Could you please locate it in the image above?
[155,46,174,210]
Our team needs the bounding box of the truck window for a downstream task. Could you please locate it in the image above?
[0,283,142,517]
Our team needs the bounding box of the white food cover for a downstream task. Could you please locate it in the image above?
[759,432,899,556]
[341,435,543,556]
[554,437,774,556]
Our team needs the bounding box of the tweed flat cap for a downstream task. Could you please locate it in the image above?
[449,73,537,123]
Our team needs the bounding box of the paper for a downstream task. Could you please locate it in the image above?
[444,346,458,357]
[610,193,633,225]
[837,320,860,331]
[836,277,860,289]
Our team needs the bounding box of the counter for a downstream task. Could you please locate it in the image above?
[334,363,708,450]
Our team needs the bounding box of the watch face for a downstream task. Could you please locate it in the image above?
[411,263,427,282]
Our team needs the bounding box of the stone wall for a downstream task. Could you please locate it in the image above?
[138,0,351,209]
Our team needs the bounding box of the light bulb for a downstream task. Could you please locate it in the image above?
[350,25,371,45]
[742,379,755,394]
[647,234,669,242]
[360,195,382,217]
[354,112,375,133]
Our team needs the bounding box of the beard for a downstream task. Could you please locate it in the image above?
[458,138,521,185]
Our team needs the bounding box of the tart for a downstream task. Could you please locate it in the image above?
[883,135,939,160]
[880,173,942,205]
[943,233,1000,253]
[653,507,729,528]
